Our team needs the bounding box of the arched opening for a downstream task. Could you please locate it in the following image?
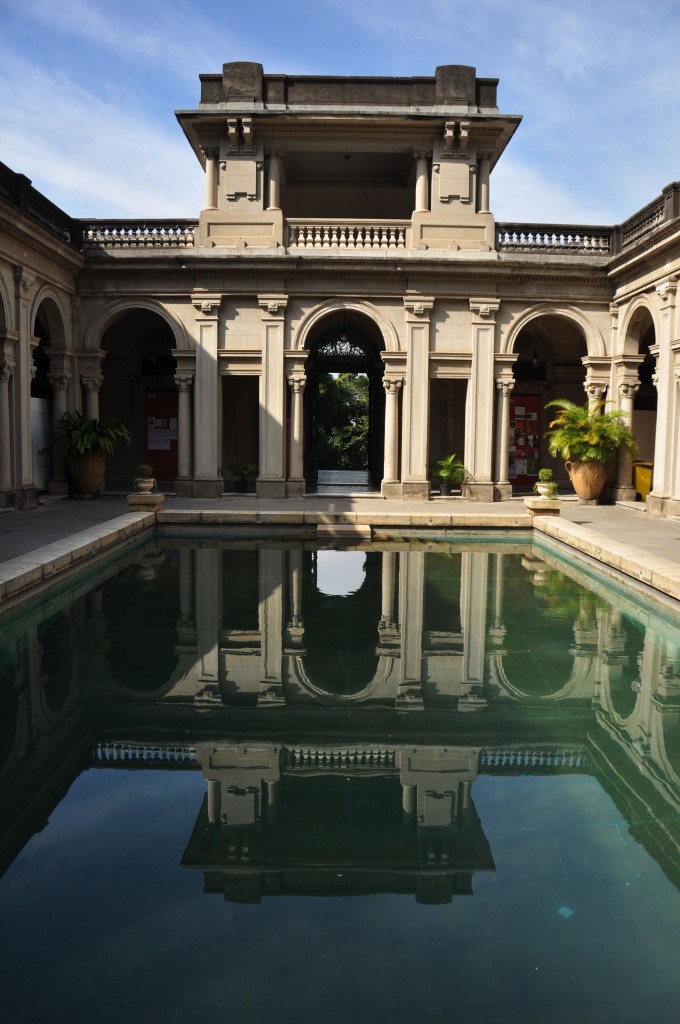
[99,309,177,488]
[304,315,385,492]
[510,314,588,491]
[31,298,67,492]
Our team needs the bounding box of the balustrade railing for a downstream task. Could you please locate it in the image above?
[285,746,397,770]
[620,195,665,250]
[496,224,611,255]
[93,741,199,768]
[288,220,408,251]
[82,219,197,249]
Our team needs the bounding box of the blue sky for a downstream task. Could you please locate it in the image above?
[2,0,679,224]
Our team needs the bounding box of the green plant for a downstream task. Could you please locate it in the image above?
[533,467,558,496]
[227,463,256,481]
[545,399,636,464]
[434,453,467,484]
[52,411,132,458]
[136,463,154,478]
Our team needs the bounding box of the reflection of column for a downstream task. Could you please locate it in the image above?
[207,780,221,824]
[82,373,102,420]
[0,360,13,496]
[382,379,402,488]
[398,550,424,707]
[175,375,194,481]
[288,549,303,626]
[48,372,71,494]
[196,548,221,694]
[287,376,305,495]
[259,548,285,703]
[460,551,489,709]
[177,548,194,643]
[380,551,396,628]
[494,377,513,496]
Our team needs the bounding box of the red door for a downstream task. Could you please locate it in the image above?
[145,390,179,482]
[509,394,540,488]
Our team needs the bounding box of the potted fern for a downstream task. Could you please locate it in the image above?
[545,399,636,501]
[52,411,132,496]
[533,468,558,498]
[433,453,467,496]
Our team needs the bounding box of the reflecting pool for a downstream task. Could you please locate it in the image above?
[2,535,680,1023]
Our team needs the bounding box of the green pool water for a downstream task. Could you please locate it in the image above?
[1,536,680,1023]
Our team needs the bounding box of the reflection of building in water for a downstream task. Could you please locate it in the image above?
[3,539,680,892]
[181,742,493,904]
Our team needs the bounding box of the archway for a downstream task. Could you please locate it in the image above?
[99,309,178,488]
[510,313,588,491]
[304,316,385,491]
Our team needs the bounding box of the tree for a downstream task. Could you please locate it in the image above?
[317,373,369,470]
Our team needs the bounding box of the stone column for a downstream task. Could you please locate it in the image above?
[191,295,222,497]
[494,376,514,500]
[204,149,218,210]
[81,373,102,420]
[381,378,402,496]
[267,150,283,211]
[287,376,305,496]
[648,278,678,515]
[413,151,430,213]
[401,297,433,500]
[0,360,13,502]
[175,375,194,485]
[615,380,639,500]
[464,299,499,501]
[477,156,491,213]
[257,295,287,498]
[12,267,38,508]
[48,371,71,494]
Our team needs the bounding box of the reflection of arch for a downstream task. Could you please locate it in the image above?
[501,304,604,358]
[83,297,189,351]
[294,299,398,353]
[286,654,400,705]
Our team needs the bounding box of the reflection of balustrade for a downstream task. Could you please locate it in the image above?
[285,746,397,770]
[481,746,587,771]
[288,220,408,250]
[93,741,199,768]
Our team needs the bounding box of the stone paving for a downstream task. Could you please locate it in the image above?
[1,491,680,605]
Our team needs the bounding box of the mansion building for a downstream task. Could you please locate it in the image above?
[1,62,679,512]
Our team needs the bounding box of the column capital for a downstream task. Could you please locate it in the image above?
[48,372,71,392]
[618,380,639,400]
[655,276,678,306]
[288,376,306,393]
[81,373,103,393]
[192,293,222,317]
[403,296,433,319]
[0,362,13,384]
[469,298,500,322]
[175,374,194,392]
[584,381,607,401]
[495,377,514,398]
[383,377,403,395]
[258,294,288,318]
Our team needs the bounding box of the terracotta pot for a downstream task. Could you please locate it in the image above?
[565,460,609,500]
[68,453,106,495]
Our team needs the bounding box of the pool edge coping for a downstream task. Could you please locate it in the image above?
[2,507,680,607]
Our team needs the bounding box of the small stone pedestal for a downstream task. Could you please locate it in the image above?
[127,492,165,513]
[524,497,561,518]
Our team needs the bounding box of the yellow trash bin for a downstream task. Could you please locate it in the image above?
[633,461,653,501]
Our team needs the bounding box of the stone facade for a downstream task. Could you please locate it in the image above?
[1,63,679,511]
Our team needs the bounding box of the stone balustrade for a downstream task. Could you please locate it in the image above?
[497,224,612,255]
[620,195,665,249]
[288,220,408,250]
[83,220,197,249]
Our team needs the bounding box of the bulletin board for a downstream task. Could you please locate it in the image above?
[144,390,178,480]
[508,395,540,486]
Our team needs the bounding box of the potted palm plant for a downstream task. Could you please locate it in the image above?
[52,411,132,496]
[227,463,256,493]
[545,399,636,501]
[433,453,467,496]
